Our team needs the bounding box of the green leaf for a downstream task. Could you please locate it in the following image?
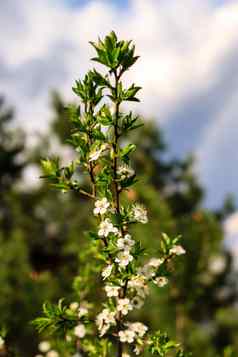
[41,157,61,180]
[122,83,142,102]
[97,105,113,126]
[92,69,111,87]
[120,144,136,163]
[120,175,137,189]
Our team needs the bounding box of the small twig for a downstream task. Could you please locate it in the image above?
[79,188,96,200]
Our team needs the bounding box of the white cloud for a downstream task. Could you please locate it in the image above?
[1,0,238,207]
[224,212,238,266]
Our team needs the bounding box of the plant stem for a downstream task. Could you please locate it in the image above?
[89,160,96,197]
[87,103,97,197]
[112,70,124,357]
[79,189,96,199]
[112,105,120,214]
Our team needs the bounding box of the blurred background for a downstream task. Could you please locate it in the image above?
[1,0,238,356]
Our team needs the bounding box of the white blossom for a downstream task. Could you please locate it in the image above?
[131,296,144,309]
[128,322,148,337]
[101,264,113,280]
[117,234,135,251]
[78,306,88,318]
[128,275,149,298]
[46,351,59,357]
[169,245,186,256]
[119,323,147,347]
[74,324,86,338]
[93,198,110,216]
[115,251,133,268]
[66,335,72,342]
[89,149,102,162]
[139,263,157,279]
[209,255,226,275]
[155,276,168,287]
[139,258,164,279]
[118,329,135,343]
[117,298,133,315]
[117,165,135,180]
[132,204,148,224]
[122,353,131,357]
[147,258,164,268]
[38,341,51,353]
[96,309,116,336]
[105,285,120,297]
[0,337,4,348]
[69,302,79,311]
[98,218,119,237]
[89,144,109,162]
[128,275,146,289]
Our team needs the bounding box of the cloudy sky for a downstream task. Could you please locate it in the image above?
[1,0,238,209]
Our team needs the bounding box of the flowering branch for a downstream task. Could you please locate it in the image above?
[33,31,188,357]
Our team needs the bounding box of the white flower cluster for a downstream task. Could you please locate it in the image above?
[117,165,135,180]
[115,234,135,268]
[117,234,135,251]
[98,218,119,237]
[117,298,133,315]
[131,204,148,224]
[114,262,167,328]
[118,329,135,343]
[69,302,88,339]
[115,250,133,268]
[92,182,185,354]
[126,275,148,311]
[118,322,148,343]
[128,275,149,298]
[37,341,59,357]
[105,284,120,297]
[124,258,168,316]
[69,301,89,318]
[93,197,110,216]
[131,296,144,309]
[139,258,164,279]
[96,308,116,336]
[101,264,113,280]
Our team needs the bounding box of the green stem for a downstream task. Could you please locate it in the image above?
[112,103,120,214]
[112,70,125,357]
[87,103,97,197]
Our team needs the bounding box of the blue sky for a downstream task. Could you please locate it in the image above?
[1,0,238,209]
[65,0,228,8]
[66,0,129,7]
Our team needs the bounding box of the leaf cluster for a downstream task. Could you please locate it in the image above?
[32,300,78,337]
[148,330,190,357]
[90,31,139,74]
